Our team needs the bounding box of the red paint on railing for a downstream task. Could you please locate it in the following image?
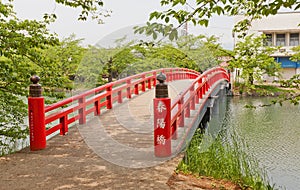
[155,67,230,157]
[28,68,199,150]
[28,97,46,150]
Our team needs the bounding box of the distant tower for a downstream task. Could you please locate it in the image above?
[182,5,188,36]
[184,21,188,36]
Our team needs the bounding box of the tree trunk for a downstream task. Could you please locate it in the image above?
[249,73,254,85]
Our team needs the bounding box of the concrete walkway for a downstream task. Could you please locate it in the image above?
[0,80,192,190]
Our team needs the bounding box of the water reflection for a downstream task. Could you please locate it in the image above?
[221,97,300,190]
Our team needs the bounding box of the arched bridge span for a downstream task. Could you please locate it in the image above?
[28,67,230,161]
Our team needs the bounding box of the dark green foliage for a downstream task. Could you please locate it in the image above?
[0,2,85,154]
[76,42,198,88]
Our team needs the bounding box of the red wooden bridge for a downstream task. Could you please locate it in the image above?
[28,67,230,165]
[1,67,230,189]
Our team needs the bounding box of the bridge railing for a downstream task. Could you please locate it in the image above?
[28,68,200,151]
[154,67,230,157]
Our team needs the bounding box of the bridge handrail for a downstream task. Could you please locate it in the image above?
[44,68,199,113]
[170,67,229,149]
[171,67,228,109]
[29,67,200,147]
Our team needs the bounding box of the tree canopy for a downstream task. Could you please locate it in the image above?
[0,1,86,153]
[229,35,280,85]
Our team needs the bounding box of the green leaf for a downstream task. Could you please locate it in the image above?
[165,16,170,23]
[198,19,209,27]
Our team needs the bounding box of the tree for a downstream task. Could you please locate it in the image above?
[290,45,300,63]
[75,42,138,88]
[145,44,197,70]
[229,35,280,85]
[0,2,86,154]
[39,35,86,95]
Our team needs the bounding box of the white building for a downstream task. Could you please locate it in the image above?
[234,12,300,80]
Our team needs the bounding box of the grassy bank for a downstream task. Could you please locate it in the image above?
[233,82,293,97]
[177,128,276,189]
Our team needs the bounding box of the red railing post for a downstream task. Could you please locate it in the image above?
[206,77,210,92]
[169,70,173,82]
[28,76,46,151]
[153,72,157,86]
[78,96,86,124]
[141,74,146,92]
[117,91,122,103]
[60,116,68,135]
[106,85,113,109]
[185,103,190,117]
[178,97,185,127]
[94,98,101,116]
[198,78,203,99]
[134,84,139,95]
[204,77,208,93]
[190,85,195,110]
[154,73,171,157]
[171,121,177,140]
[147,78,152,89]
[126,79,131,99]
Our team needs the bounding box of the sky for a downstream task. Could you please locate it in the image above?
[12,0,234,49]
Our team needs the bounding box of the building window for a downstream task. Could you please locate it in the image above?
[289,33,299,46]
[276,34,286,46]
[264,33,273,46]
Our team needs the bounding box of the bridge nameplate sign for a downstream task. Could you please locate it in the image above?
[154,98,171,157]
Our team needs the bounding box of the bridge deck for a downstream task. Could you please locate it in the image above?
[0,80,193,190]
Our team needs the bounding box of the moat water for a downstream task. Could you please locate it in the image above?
[209,96,300,189]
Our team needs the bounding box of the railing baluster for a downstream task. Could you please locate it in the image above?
[118,91,122,103]
[106,85,113,109]
[153,72,157,86]
[126,79,131,99]
[78,96,86,124]
[147,78,152,89]
[190,85,195,110]
[185,103,190,117]
[60,115,68,135]
[134,83,139,95]
[178,97,185,127]
[172,121,177,140]
[94,100,101,116]
[141,74,146,92]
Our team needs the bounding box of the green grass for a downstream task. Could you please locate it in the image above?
[177,128,276,190]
